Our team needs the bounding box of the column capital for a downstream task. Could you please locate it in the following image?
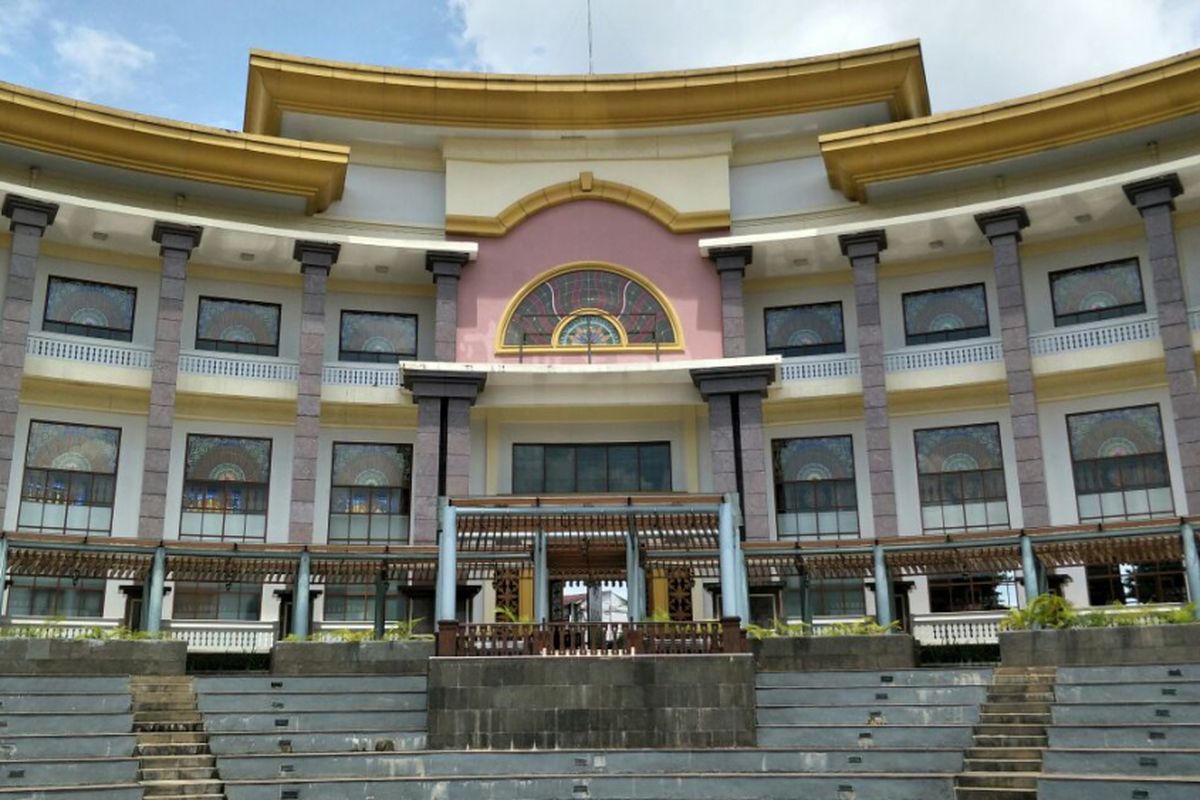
[403,367,487,404]
[708,246,753,275]
[974,206,1030,242]
[837,229,888,262]
[1123,173,1184,214]
[151,222,203,255]
[690,363,776,399]
[293,240,340,274]
[2,194,59,234]
[426,250,471,281]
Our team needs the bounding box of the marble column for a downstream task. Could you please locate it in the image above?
[138,222,203,538]
[427,252,470,362]
[289,241,339,544]
[0,195,58,522]
[708,246,752,358]
[838,230,897,537]
[1124,174,1200,512]
[976,207,1049,529]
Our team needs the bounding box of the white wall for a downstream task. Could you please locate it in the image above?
[1020,237,1152,334]
[730,157,846,219]
[323,164,445,228]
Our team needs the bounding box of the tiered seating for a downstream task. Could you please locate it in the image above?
[0,676,141,799]
[1040,663,1200,800]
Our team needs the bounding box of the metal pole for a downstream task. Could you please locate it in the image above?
[1182,522,1200,620]
[436,504,458,628]
[717,497,739,619]
[737,546,752,626]
[872,544,893,628]
[1019,534,1040,605]
[534,531,549,623]
[373,572,387,639]
[625,531,641,622]
[799,574,813,626]
[292,550,311,639]
[634,562,647,622]
[145,546,166,635]
[0,536,8,617]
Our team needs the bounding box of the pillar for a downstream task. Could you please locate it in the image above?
[0,195,57,522]
[292,550,312,638]
[708,246,751,358]
[840,230,897,537]
[717,496,739,619]
[290,241,339,544]
[626,531,643,622]
[1180,522,1200,619]
[373,572,387,639]
[144,546,166,634]
[427,252,470,362]
[1019,533,1041,603]
[1124,175,1200,512]
[435,504,459,627]
[586,582,603,622]
[692,364,776,539]
[976,208,1049,529]
[0,536,7,616]
[872,543,894,627]
[138,222,202,538]
[402,369,487,543]
[533,531,549,623]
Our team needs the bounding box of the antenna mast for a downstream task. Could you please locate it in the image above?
[587,0,594,74]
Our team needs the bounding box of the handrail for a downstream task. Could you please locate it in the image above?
[779,353,861,381]
[26,331,153,369]
[446,620,735,656]
[1029,314,1158,356]
[883,337,1003,372]
[178,350,298,382]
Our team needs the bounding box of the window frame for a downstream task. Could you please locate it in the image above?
[927,572,1020,613]
[771,435,859,540]
[18,419,121,536]
[913,422,1010,534]
[1066,403,1173,524]
[1085,561,1189,607]
[901,282,991,347]
[1049,258,1146,328]
[171,581,263,621]
[5,575,107,618]
[763,301,846,358]
[42,275,138,342]
[179,433,272,543]
[511,441,673,494]
[194,295,282,357]
[327,441,413,545]
[337,310,419,363]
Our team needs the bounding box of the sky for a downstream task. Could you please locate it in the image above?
[1,0,1199,131]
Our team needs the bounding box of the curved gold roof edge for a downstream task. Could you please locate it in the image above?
[0,80,350,214]
[818,47,1200,201]
[243,40,930,134]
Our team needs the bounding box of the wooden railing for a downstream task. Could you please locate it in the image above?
[438,619,744,657]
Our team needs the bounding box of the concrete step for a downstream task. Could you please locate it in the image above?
[131,675,193,684]
[972,734,1047,748]
[140,779,224,797]
[985,690,1054,702]
[965,747,1044,760]
[135,702,199,713]
[980,702,1051,714]
[963,758,1043,772]
[136,710,203,722]
[957,772,1039,789]
[978,712,1050,725]
[137,743,212,756]
[136,731,209,744]
[138,755,217,769]
[954,788,1037,800]
[139,767,219,782]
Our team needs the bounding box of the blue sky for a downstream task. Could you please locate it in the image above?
[2,1,1200,130]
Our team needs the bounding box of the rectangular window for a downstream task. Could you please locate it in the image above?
[764,302,845,357]
[338,311,418,363]
[1050,259,1146,327]
[322,584,406,622]
[5,576,106,617]
[1085,562,1189,606]
[172,582,262,621]
[511,442,672,494]
[19,420,120,535]
[195,297,281,356]
[915,423,1009,533]
[180,435,271,542]
[1067,404,1173,523]
[328,442,412,545]
[43,276,137,341]
[772,436,858,539]
[902,283,990,346]
[810,578,866,616]
[928,572,1020,613]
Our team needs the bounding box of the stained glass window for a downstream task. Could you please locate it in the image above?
[914,423,1009,533]
[195,297,281,356]
[512,442,672,493]
[339,311,417,363]
[1050,259,1146,327]
[764,302,845,357]
[180,435,271,541]
[902,283,990,346]
[43,276,136,341]
[772,436,858,538]
[328,442,412,544]
[502,268,676,350]
[18,421,120,535]
[1067,405,1173,522]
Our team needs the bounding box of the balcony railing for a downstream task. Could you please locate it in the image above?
[1029,314,1159,357]
[322,363,402,388]
[163,620,276,653]
[884,338,1003,372]
[779,353,861,381]
[178,350,299,382]
[910,610,1005,646]
[441,620,738,656]
[26,332,153,369]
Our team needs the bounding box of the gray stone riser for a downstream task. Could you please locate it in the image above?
[194,676,427,694]
[139,767,220,782]
[197,693,425,713]
[964,747,1044,760]
[963,758,1043,772]
[754,686,987,705]
[954,788,1036,800]
[956,772,1038,789]
[1052,703,1200,724]
[757,704,979,725]
[141,779,225,797]
[0,786,142,799]
[754,669,993,689]
[1039,777,1200,800]
[202,710,426,733]
[0,695,133,713]
[1047,723,1200,749]
[206,731,428,755]
[1055,683,1200,703]
[1042,748,1200,776]
[0,713,133,735]
[756,724,974,749]
[0,758,140,787]
[0,733,137,759]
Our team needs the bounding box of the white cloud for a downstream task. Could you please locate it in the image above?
[0,0,45,57]
[447,0,1200,111]
[51,23,156,102]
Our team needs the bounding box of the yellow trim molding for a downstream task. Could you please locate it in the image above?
[494,261,685,356]
[21,377,148,415]
[245,41,929,134]
[820,47,1200,201]
[175,393,296,424]
[321,402,418,430]
[0,79,349,214]
[445,177,729,236]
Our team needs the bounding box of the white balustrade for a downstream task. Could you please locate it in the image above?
[1029,315,1159,357]
[3,617,121,638]
[164,620,277,653]
[779,353,861,382]
[910,611,1005,646]
[26,332,153,369]
[178,351,298,382]
[883,338,1003,373]
[1189,307,1200,332]
[321,363,402,388]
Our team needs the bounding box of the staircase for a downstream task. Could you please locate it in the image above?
[131,675,225,800]
[955,666,1055,799]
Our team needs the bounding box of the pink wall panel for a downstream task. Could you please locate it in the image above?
[455,200,723,363]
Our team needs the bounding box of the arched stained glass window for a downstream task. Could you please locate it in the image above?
[501,267,678,351]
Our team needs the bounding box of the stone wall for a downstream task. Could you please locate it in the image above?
[751,634,919,672]
[271,641,434,675]
[427,654,756,749]
[0,639,186,675]
[1000,625,1200,667]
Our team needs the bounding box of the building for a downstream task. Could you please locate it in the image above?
[0,39,1198,651]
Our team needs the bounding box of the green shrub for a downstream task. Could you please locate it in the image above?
[820,618,900,636]
[1001,596,1197,630]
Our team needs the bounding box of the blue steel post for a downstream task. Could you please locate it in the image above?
[737,545,752,626]
[1020,534,1041,604]
[872,543,893,628]
[534,531,549,623]
[293,550,312,639]
[145,546,166,634]
[717,497,739,619]
[0,537,7,616]
[1182,522,1200,620]
[373,572,387,639]
[436,504,458,629]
